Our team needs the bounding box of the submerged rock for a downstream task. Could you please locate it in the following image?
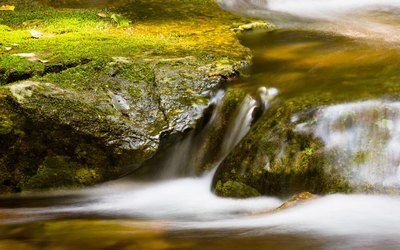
[252,192,317,215]
[275,192,317,211]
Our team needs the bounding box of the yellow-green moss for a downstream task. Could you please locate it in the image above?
[0,0,254,85]
[22,156,103,190]
[215,180,260,198]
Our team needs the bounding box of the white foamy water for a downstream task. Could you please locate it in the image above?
[219,0,400,42]
[172,194,400,244]
[85,88,279,220]
[295,100,400,187]
[4,94,400,247]
[83,173,281,220]
[9,179,400,245]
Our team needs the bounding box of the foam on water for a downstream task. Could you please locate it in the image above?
[173,194,400,240]
[3,95,400,246]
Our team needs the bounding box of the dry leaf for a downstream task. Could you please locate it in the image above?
[15,53,36,58]
[0,5,15,11]
[29,30,43,39]
[97,12,107,18]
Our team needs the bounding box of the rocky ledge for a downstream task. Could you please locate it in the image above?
[0,0,268,192]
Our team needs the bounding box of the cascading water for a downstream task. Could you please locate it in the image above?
[0,88,281,221]
[156,87,278,179]
[219,95,257,158]
[86,89,281,219]
[295,100,400,188]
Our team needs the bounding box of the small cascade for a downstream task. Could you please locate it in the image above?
[157,87,278,179]
[220,87,278,158]
[297,100,400,187]
[219,95,257,158]
[157,90,226,178]
[71,87,282,220]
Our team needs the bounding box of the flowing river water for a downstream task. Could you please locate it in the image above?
[2,0,400,249]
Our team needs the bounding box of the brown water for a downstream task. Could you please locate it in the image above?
[2,1,400,249]
[233,30,400,101]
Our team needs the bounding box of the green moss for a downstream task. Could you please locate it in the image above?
[0,0,254,85]
[22,156,102,190]
[215,180,260,198]
[0,115,13,135]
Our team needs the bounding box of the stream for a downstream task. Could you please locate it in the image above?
[1,0,400,249]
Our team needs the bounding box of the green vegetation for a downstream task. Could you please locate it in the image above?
[0,0,253,84]
[215,180,260,198]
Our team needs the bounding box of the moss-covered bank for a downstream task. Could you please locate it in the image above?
[0,0,266,192]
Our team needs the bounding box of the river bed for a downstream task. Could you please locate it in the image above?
[1,0,400,249]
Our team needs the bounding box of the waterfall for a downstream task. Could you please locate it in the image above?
[4,2,400,247]
[296,100,400,187]
[219,95,257,158]
[72,87,283,220]
[157,87,278,179]
[157,90,226,179]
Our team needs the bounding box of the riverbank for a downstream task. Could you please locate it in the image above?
[0,0,270,192]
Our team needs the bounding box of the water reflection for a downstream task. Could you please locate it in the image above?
[233,29,400,101]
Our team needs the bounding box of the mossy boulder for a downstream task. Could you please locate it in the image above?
[212,95,333,198]
[212,90,400,198]
[0,0,258,192]
[23,156,102,190]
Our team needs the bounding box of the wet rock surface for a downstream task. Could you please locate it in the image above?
[0,0,255,192]
[213,96,400,197]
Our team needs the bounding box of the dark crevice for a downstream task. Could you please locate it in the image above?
[6,71,33,83]
[150,68,170,126]
[156,96,169,125]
